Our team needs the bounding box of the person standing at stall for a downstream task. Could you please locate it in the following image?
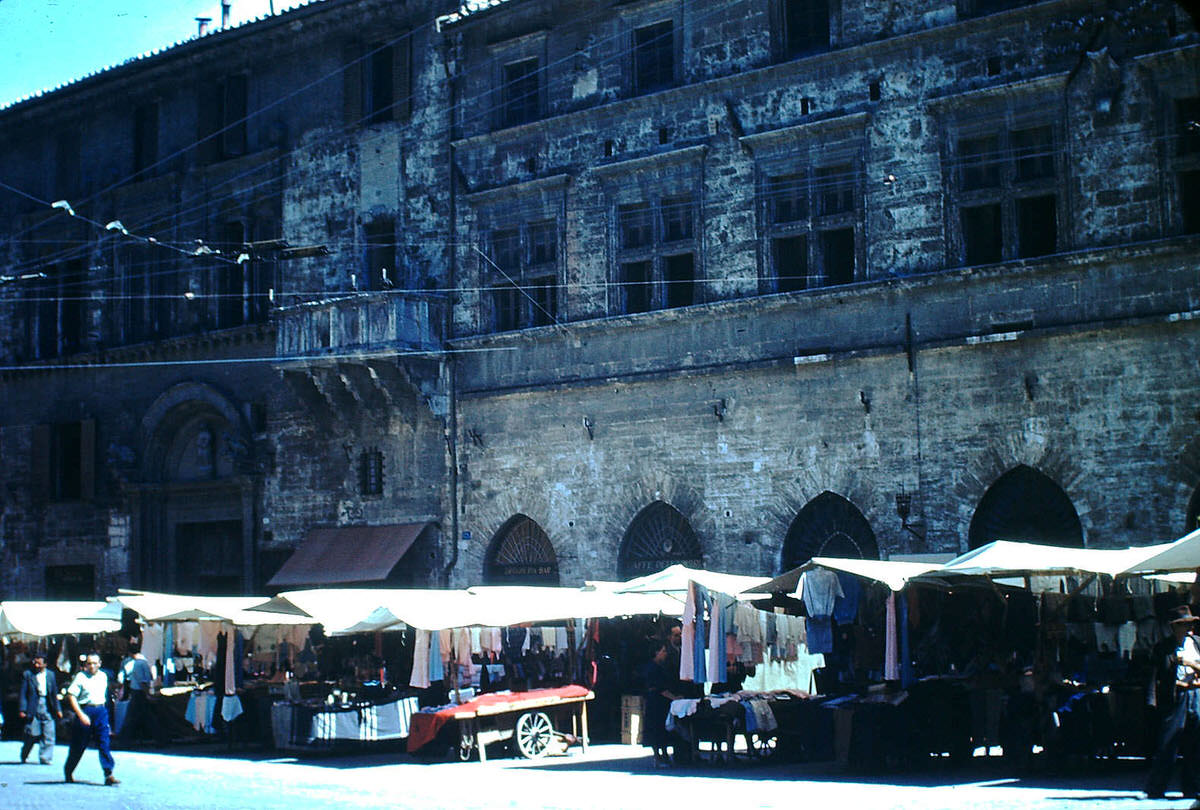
[19,653,62,764]
[117,641,161,747]
[1145,606,1200,799]
[643,641,682,766]
[63,652,119,786]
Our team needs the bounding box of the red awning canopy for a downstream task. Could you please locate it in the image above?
[267,523,433,588]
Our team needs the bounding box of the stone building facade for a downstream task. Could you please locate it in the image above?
[0,0,1198,598]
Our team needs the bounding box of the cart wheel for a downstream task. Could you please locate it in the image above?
[458,737,475,761]
[515,711,554,759]
[753,732,777,758]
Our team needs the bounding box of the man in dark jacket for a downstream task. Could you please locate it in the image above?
[19,653,63,765]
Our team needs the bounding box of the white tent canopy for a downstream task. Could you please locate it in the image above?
[255,584,680,634]
[1120,528,1200,575]
[0,601,120,638]
[98,590,311,626]
[615,564,769,599]
[936,540,1172,580]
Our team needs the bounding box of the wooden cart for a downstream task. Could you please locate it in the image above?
[452,688,594,762]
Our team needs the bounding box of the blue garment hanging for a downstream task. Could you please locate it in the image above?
[693,583,708,684]
[899,590,914,688]
[162,623,175,687]
[428,631,444,682]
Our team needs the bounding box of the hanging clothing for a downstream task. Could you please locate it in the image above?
[428,631,445,682]
[833,573,861,624]
[801,569,844,618]
[409,630,431,689]
[693,584,708,684]
[224,629,238,696]
[708,593,727,684]
[807,617,834,656]
[680,582,697,682]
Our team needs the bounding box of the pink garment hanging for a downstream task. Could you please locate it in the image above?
[680,582,696,682]
[410,630,431,689]
[224,627,237,696]
[885,593,900,681]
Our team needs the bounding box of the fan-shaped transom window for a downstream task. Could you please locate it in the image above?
[484,515,559,585]
[618,501,703,579]
[968,465,1082,550]
[781,491,878,572]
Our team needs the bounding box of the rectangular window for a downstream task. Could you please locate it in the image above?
[783,0,830,57]
[773,235,809,292]
[133,102,159,175]
[1175,98,1200,234]
[359,449,384,496]
[366,44,395,125]
[633,21,674,95]
[502,58,540,128]
[762,163,859,292]
[217,221,247,328]
[485,221,561,331]
[619,203,654,249]
[220,75,248,158]
[622,261,653,313]
[364,218,395,290]
[51,421,83,501]
[45,564,95,600]
[59,260,85,356]
[661,196,694,242]
[664,254,695,308]
[953,123,1060,264]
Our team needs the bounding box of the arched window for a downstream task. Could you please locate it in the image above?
[618,501,703,579]
[968,465,1082,549]
[483,515,559,585]
[781,491,878,572]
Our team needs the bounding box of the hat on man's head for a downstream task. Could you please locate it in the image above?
[1169,605,1200,624]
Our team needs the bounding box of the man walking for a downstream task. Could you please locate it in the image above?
[19,653,62,764]
[1145,606,1200,799]
[63,652,119,786]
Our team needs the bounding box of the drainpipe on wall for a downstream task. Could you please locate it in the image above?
[441,43,462,588]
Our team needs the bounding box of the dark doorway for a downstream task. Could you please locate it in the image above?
[968,465,1083,549]
[176,520,244,594]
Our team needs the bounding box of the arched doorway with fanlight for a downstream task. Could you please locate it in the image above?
[780,491,879,572]
[617,500,704,579]
[968,465,1083,550]
[483,514,560,585]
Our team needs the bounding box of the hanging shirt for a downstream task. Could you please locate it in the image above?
[801,569,844,619]
[884,593,900,681]
[410,630,431,689]
[680,582,697,682]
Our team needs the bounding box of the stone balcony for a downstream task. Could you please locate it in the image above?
[274,291,446,362]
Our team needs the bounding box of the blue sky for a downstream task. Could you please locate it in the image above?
[0,1,307,107]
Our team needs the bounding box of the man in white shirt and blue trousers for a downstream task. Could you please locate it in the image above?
[63,652,119,786]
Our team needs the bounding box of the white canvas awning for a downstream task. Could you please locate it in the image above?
[615,564,769,599]
[1120,528,1200,575]
[939,540,1174,579]
[99,590,311,626]
[0,601,120,637]
[745,557,948,594]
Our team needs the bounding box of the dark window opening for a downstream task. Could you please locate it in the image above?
[633,21,674,95]
[962,203,1003,264]
[769,174,807,223]
[960,135,1001,190]
[619,203,654,249]
[773,235,809,292]
[623,261,652,313]
[220,75,248,158]
[484,515,559,586]
[492,285,520,332]
[821,229,855,286]
[133,102,159,175]
[658,126,671,145]
[367,45,395,124]
[359,448,384,496]
[817,164,854,215]
[664,254,695,308]
[783,0,830,57]
[661,196,694,242]
[491,228,521,275]
[364,218,395,290]
[51,421,83,501]
[59,260,85,356]
[1017,194,1057,258]
[217,221,246,328]
[1181,169,1200,234]
[528,221,556,266]
[502,58,540,128]
[869,81,881,102]
[1013,126,1056,181]
[530,275,558,326]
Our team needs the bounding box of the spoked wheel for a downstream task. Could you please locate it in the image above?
[515,711,554,759]
[752,732,777,758]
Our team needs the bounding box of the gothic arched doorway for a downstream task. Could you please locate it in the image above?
[618,501,703,579]
[968,465,1083,550]
[483,514,560,585]
[781,491,878,572]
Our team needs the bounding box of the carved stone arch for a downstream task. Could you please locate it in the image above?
[605,473,709,576]
[483,514,559,585]
[781,491,878,572]
[140,382,251,482]
[968,465,1083,550]
[618,501,704,579]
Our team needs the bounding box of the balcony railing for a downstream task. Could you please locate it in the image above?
[274,292,445,360]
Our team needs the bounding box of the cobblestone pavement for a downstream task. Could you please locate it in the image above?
[0,740,1194,809]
